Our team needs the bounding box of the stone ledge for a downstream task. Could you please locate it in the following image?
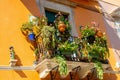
[34,59,111,78]
[0,66,34,70]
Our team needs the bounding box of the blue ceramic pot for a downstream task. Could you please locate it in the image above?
[28,32,35,41]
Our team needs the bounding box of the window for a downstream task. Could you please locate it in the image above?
[45,9,69,25]
[39,0,78,36]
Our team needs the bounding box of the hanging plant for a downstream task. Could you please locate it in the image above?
[41,26,55,50]
[54,13,71,43]
[94,61,103,80]
[21,22,33,36]
[54,56,68,77]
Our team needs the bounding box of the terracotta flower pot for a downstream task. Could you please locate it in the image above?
[58,21,66,32]
[96,30,103,37]
[59,27,65,32]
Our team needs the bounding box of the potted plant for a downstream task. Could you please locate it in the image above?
[79,26,109,79]
[21,15,42,41]
[21,22,36,41]
[21,13,109,80]
[28,30,35,41]
[81,26,96,44]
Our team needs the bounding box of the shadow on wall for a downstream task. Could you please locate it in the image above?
[15,54,23,66]
[15,70,27,78]
[103,18,119,80]
[104,19,120,50]
[14,54,27,78]
[104,18,120,62]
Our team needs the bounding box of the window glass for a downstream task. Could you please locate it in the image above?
[45,9,68,25]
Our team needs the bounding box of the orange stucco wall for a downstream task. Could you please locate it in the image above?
[74,6,120,80]
[0,0,40,80]
[74,7,106,36]
[0,0,119,80]
[0,70,40,80]
[0,0,35,66]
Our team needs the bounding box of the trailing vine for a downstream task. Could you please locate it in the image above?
[54,56,68,76]
[94,61,103,80]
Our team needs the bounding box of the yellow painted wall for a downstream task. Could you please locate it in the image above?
[0,0,40,80]
[0,0,35,66]
[0,70,40,80]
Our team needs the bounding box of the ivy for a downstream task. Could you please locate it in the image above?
[54,56,68,75]
[94,61,103,80]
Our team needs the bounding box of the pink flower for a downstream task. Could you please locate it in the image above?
[91,21,98,27]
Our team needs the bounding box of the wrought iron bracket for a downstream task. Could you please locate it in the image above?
[69,66,81,80]
[49,65,59,80]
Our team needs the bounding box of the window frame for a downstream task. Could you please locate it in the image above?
[39,0,78,36]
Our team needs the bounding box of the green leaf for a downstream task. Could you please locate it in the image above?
[54,56,68,75]
[94,61,103,80]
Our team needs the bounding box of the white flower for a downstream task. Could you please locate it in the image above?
[116,62,120,68]
[29,15,37,22]
[29,15,38,25]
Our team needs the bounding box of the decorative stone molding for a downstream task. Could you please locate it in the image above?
[35,59,110,79]
[0,66,34,70]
